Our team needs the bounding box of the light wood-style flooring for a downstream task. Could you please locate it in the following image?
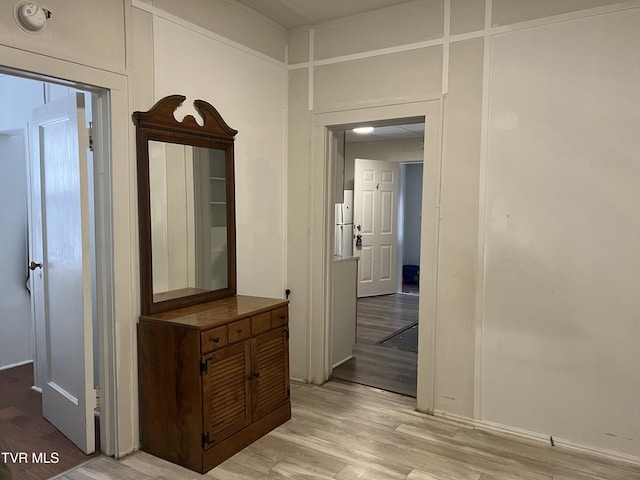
[56,380,640,480]
[332,294,418,396]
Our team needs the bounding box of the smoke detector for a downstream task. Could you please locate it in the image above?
[13,2,52,34]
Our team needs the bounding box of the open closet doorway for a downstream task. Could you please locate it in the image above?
[0,70,112,478]
[331,120,425,398]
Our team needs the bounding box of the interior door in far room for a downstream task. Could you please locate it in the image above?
[31,92,96,454]
[354,158,398,297]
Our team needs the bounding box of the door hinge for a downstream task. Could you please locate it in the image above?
[202,432,210,447]
[200,356,216,374]
[88,122,94,152]
[95,387,100,411]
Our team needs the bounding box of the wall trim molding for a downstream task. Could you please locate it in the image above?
[433,409,640,467]
[287,0,640,71]
[0,359,33,372]
[473,0,493,424]
[311,93,443,115]
[131,0,286,69]
[288,38,445,70]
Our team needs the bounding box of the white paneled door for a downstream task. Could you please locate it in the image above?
[31,93,95,454]
[354,158,398,297]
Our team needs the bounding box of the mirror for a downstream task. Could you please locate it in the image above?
[133,95,237,314]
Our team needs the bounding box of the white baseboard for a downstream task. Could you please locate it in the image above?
[432,409,640,467]
[0,359,33,371]
[332,355,354,369]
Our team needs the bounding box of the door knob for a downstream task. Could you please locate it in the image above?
[29,261,42,271]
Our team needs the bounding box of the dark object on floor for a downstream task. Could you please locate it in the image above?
[402,265,419,285]
[0,462,11,480]
[377,321,418,353]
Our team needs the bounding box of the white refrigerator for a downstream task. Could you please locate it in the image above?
[334,190,354,257]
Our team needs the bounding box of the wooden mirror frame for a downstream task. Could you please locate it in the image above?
[133,95,237,314]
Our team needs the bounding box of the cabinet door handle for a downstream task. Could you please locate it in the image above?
[253,372,260,378]
[247,374,253,380]
[236,329,243,334]
[213,337,220,343]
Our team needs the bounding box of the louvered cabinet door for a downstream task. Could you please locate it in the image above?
[202,341,252,446]
[251,326,290,421]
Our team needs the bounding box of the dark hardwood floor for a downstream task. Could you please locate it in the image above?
[0,363,96,480]
[332,293,419,397]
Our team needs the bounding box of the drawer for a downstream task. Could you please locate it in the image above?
[201,326,228,353]
[272,306,288,327]
[228,318,251,343]
[251,312,272,335]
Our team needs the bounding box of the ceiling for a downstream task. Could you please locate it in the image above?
[236,0,417,29]
[344,123,424,144]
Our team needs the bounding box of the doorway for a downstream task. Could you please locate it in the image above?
[330,120,425,397]
[0,70,111,477]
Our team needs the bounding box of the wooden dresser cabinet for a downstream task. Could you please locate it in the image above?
[137,295,291,473]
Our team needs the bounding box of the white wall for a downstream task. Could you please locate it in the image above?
[402,163,423,266]
[152,16,287,300]
[0,0,126,72]
[287,0,640,462]
[148,142,197,293]
[139,0,287,61]
[0,76,46,369]
[0,132,30,368]
[0,75,44,126]
[482,9,640,458]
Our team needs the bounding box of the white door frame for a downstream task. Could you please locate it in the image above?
[310,98,443,413]
[0,45,134,457]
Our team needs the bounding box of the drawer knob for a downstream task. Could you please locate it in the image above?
[213,337,220,343]
[236,329,243,334]
[253,372,260,378]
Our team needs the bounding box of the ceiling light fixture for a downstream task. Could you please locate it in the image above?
[352,126,374,135]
